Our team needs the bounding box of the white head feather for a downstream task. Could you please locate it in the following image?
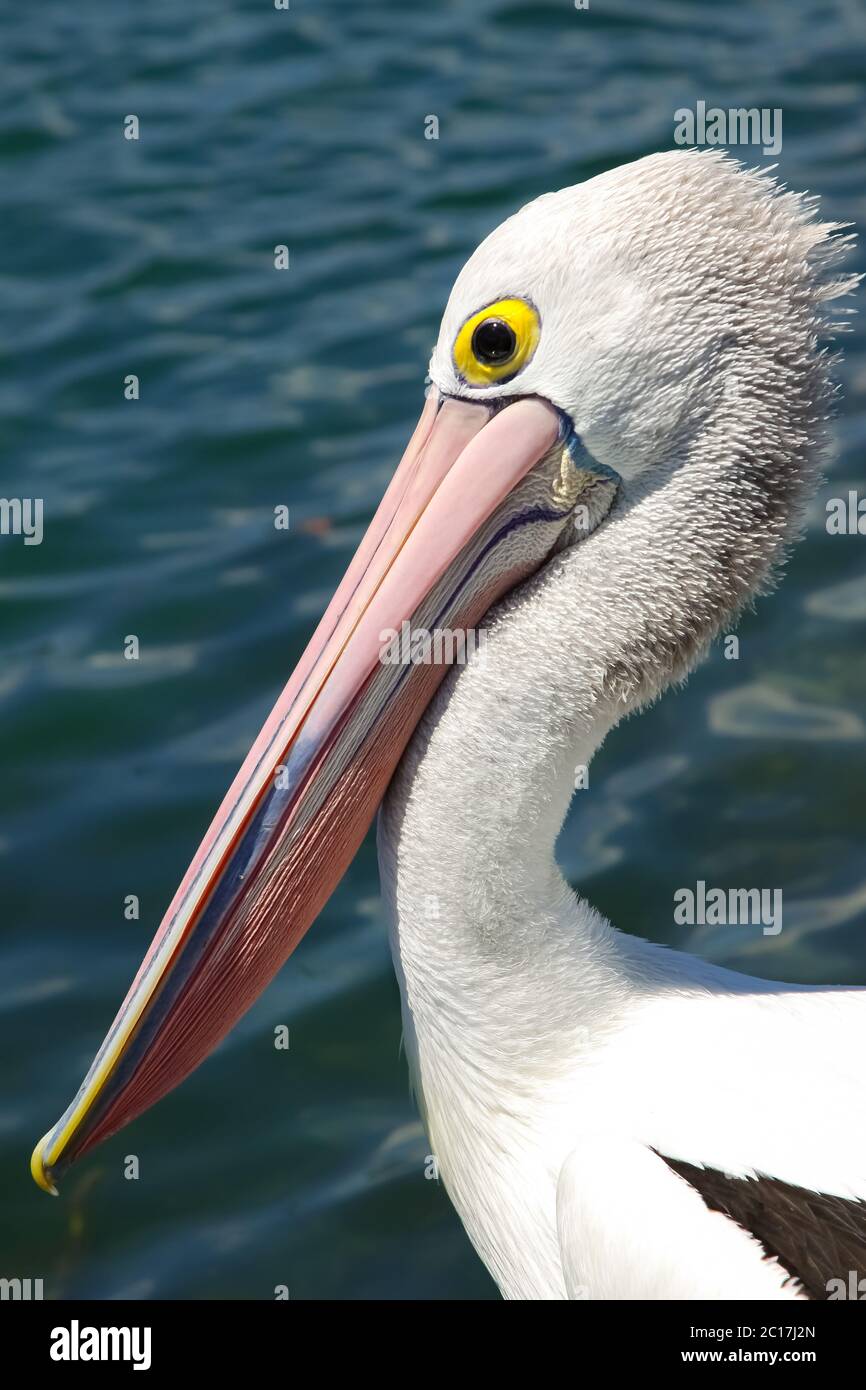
[431,148,854,485]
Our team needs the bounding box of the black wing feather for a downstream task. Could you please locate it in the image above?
[661,1154,866,1300]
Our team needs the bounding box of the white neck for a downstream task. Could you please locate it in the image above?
[373,149,846,1299]
[376,436,811,1298]
[379,433,800,1019]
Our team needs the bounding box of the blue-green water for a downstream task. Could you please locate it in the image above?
[2,0,865,1299]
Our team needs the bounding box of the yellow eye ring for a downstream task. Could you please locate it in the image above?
[452,297,541,386]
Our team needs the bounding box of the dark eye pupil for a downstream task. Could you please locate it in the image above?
[471,317,516,365]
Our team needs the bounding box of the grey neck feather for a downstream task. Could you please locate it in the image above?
[377,374,829,1043]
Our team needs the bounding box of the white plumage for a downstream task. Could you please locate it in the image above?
[378,149,863,1300]
[32,147,862,1303]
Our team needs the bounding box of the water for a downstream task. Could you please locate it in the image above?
[1,0,865,1300]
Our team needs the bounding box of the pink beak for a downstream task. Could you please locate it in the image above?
[32,388,577,1193]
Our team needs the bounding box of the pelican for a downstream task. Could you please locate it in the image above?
[32,150,864,1300]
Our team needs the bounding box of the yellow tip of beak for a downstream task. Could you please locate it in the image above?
[31,1135,59,1196]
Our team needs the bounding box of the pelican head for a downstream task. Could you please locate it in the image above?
[434,149,851,488]
[32,150,852,1194]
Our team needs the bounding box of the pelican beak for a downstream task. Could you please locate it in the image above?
[32,389,580,1194]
